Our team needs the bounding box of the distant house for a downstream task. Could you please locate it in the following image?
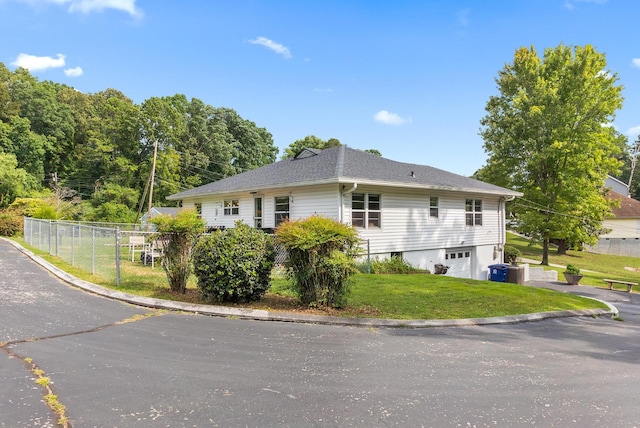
[167,146,521,280]
[140,207,181,228]
[589,189,640,257]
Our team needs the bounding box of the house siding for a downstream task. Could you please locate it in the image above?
[183,184,341,229]
[351,186,504,251]
[182,184,507,280]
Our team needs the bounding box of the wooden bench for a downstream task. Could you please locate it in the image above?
[603,279,638,292]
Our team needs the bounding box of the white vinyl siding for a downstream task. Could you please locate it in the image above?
[180,185,506,280]
[193,184,341,229]
[356,187,501,255]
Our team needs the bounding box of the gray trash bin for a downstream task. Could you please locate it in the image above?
[506,265,525,284]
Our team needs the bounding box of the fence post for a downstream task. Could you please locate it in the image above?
[38,220,42,249]
[71,224,75,266]
[54,221,59,256]
[48,220,52,255]
[92,227,96,275]
[367,239,371,274]
[115,227,121,286]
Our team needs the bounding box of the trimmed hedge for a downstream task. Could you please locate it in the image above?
[193,222,275,303]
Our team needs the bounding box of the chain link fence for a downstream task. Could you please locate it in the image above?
[23,218,156,286]
[23,218,369,285]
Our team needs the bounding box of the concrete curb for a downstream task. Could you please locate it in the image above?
[3,238,619,328]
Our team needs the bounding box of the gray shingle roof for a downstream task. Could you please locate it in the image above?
[167,146,521,200]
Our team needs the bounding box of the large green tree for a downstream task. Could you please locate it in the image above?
[0,152,38,208]
[0,62,279,220]
[477,44,626,265]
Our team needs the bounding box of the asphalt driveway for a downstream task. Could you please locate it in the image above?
[2,239,640,427]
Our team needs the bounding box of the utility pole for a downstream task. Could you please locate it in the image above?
[146,140,158,231]
[628,136,640,197]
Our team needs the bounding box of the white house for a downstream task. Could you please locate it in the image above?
[587,176,640,257]
[167,146,522,280]
[589,190,640,257]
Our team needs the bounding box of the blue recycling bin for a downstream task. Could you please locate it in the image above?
[488,264,509,282]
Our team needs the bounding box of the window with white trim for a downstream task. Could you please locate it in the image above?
[274,196,290,226]
[465,199,482,226]
[352,193,381,228]
[224,199,239,216]
[429,196,439,218]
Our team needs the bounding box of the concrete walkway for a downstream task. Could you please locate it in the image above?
[2,238,620,328]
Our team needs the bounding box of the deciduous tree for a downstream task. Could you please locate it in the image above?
[477,44,626,265]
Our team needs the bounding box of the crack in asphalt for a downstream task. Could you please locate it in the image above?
[0,311,165,428]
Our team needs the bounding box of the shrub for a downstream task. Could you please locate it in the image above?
[193,222,275,303]
[503,245,521,264]
[369,256,421,274]
[151,209,205,293]
[565,264,581,275]
[0,211,22,236]
[275,216,360,308]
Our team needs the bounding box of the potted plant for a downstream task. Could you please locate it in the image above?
[503,245,521,265]
[563,264,583,285]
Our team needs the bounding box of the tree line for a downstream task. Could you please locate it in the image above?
[0,62,278,222]
[0,62,365,224]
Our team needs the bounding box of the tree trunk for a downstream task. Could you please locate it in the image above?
[556,239,568,255]
[541,237,550,266]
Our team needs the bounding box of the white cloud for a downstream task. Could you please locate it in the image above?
[373,110,412,126]
[627,125,640,137]
[314,88,333,93]
[11,53,65,71]
[632,58,640,69]
[14,0,142,17]
[248,36,292,59]
[64,66,83,77]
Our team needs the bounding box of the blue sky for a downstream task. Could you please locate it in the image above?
[1,0,639,176]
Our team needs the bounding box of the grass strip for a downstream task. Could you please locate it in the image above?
[11,237,609,320]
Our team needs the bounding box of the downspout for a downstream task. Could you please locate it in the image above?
[498,195,516,255]
[340,183,358,223]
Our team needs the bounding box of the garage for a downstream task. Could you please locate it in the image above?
[444,248,472,278]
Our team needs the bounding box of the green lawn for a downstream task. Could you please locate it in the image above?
[507,232,640,291]
[11,236,610,320]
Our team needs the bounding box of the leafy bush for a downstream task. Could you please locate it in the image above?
[565,264,581,275]
[9,198,48,217]
[151,209,205,293]
[0,211,22,236]
[193,222,275,303]
[275,216,360,308]
[367,256,422,274]
[503,245,521,264]
[32,204,60,220]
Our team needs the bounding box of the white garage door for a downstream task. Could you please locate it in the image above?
[444,248,472,278]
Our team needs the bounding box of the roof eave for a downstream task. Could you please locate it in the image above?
[168,177,522,201]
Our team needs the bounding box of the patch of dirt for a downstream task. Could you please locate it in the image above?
[624,266,640,273]
[163,290,381,317]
